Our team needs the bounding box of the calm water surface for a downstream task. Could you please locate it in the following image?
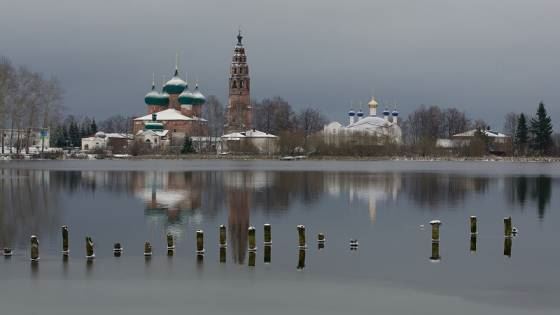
[0,160,559,314]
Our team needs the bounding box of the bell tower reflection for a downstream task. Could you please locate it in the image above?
[225,172,251,264]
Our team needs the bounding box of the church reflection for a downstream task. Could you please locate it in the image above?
[0,168,554,259]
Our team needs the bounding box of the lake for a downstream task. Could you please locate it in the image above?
[0,160,559,314]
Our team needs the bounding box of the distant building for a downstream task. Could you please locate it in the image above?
[133,60,208,146]
[323,96,402,144]
[436,128,511,154]
[81,131,132,153]
[1,128,50,153]
[220,129,279,155]
[225,31,252,134]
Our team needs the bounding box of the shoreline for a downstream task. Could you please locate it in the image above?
[3,154,560,163]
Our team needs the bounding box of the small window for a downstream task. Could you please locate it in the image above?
[173,129,177,132]
[232,81,237,88]
[240,80,244,88]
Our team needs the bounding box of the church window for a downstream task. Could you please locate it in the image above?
[240,80,244,88]
[233,67,237,74]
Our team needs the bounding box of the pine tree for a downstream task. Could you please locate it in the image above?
[529,102,553,155]
[181,136,195,154]
[68,121,80,148]
[515,113,528,155]
[91,119,98,134]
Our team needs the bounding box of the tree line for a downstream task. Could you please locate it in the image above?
[507,102,555,156]
[0,56,63,154]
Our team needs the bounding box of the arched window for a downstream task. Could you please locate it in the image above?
[232,81,237,88]
[240,80,244,88]
[233,67,237,74]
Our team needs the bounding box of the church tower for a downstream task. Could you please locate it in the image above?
[225,30,252,133]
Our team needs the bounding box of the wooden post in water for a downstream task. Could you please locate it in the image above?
[430,241,441,262]
[144,241,153,257]
[264,245,271,264]
[297,225,307,249]
[113,243,123,257]
[430,220,441,242]
[317,233,326,249]
[470,235,477,252]
[30,236,40,262]
[504,217,513,238]
[166,233,175,250]
[297,249,306,270]
[61,225,69,255]
[219,225,227,248]
[264,224,272,245]
[85,236,95,259]
[248,251,256,267]
[196,230,205,254]
[504,237,512,257]
[3,248,13,257]
[248,226,257,252]
[470,216,477,235]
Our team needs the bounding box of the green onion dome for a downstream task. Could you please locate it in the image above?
[163,69,187,94]
[178,84,196,105]
[191,84,206,105]
[144,83,169,106]
[145,121,164,130]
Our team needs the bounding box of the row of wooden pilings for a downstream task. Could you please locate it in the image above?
[4,224,330,269]
[4,216,515,264]
[429,216,517,261]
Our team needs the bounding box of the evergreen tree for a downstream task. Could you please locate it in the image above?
[91,119,98,134]
[515,113,528,155]
[529,102,553,155]
[181,136,195,154]
[68,121,80,147]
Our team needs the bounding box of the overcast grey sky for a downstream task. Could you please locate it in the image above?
[1,0,559,129]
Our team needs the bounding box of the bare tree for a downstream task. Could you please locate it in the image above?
[0,57,15,154]
[203,95,224,137]
[442,108,469,138]
[295,107,327,148]
[98,115,133,134]
[253,96,296,135]
[503,112,518,136]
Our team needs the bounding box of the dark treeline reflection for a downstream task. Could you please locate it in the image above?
[505,176,553,219]
[0,169,555,261]
[0,169,61,248]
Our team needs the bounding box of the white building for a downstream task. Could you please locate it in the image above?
[220,129,279,155]
[323,97,402,144]
[81,131,132,152]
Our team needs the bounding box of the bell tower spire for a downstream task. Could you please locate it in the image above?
[225,29,252,133]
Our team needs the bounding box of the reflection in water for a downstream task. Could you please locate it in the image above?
[0,169,61,248]
[0,168,555,261]
[430,242,441,262]
[504,238,512,258]
[470,235,477,252]
[297,249,306,270]
[505,176,553,219]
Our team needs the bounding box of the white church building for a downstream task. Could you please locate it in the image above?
[323,97,402,144]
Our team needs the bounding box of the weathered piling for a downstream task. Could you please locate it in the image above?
[3,248,13,257]
[166,233,175,251]
[430,220,441,242]
[350,239,359,250]
[504,217,513,238]
[264,224,272,245]
[297,249,306,270]
[248,226,257,252]
[264,245,271,264]
[113,243,123,257]
[219,225,227,248]
[144,241,152,257]
[297,225,307,249]
[30,235,40,261]
[196,230,205,254]
[470,235,477,252]
[430,241,441,262]
[504,237,512,257]
[85,236,95,259]
[470,216,477,235]
[317,233,325,243]
[248,251,256,267]
[219,247,226,263]
[61,225,69,255]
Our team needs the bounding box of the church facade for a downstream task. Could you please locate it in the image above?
[133,65,209,145]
